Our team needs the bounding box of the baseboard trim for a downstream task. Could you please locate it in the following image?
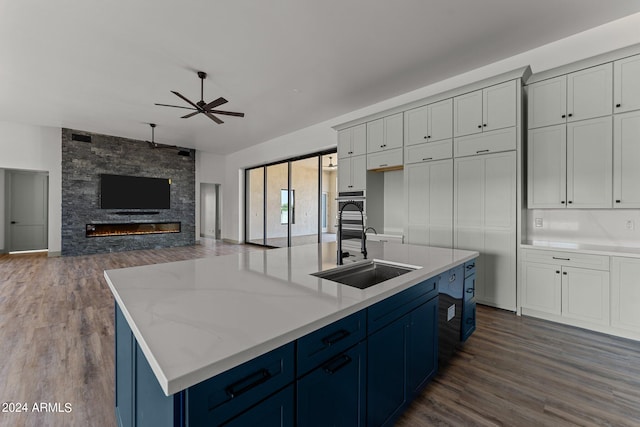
[48,251,62,257]
[222,238,242,244]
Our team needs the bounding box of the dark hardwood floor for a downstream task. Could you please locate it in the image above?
[1,242,639,426]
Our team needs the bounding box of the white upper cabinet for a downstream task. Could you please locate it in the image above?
[337,124,366,159]
[405,99,453,146]
[338,154,367,192]
[527,76,567,129]
[367,113,403,154]
[453,80,516,137]
[614,54,640,114]
[613,110,640,208]
[527,63,612,129]
[566,116,612,208]
[567,63,613,122]
[527,125,567,209]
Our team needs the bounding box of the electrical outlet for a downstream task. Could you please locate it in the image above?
[534,218,543,227]
[626,220,635,230]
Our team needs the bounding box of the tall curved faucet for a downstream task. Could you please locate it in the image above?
[337,201,367,265]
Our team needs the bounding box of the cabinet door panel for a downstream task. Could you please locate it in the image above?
[561,267,610,326]
[337,129,351,159]
[484,152,516,228]
[567,117,612,208]
[352,124,367,156]
[405,105,429,146]
[483,80,517,131]
[454,90,483,137]
[454,157,484,228]
[521,262,561,315]
[385,113,404,150]
[367,119,385,153]
[527,76,567,129]
[428,98,453,142]
[223,385,294,427]
[407,298,438,395]
[567,63,613,122]
[613,111,640,208]
[614,54,640,114]
[406,163,429,245]
[337,157,352,192]
[611,257,640,331]
[367,318,407,427]
[351,155,367,191]
[428,160,453,237]
[483,229,516,311]
[527,125,567,208]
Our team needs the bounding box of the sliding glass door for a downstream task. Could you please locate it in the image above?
[245,151,337,247]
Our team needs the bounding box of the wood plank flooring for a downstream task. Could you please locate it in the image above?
[1,241,639,426]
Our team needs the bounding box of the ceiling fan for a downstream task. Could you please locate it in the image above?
[155,71,245,124]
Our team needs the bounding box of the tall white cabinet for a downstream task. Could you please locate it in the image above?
[455,151,517,310]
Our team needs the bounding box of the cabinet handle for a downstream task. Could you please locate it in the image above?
[561,201,566,204]
[466,288,474,293]
[476,149,489,154]
[422,157,433,161]
[616,200,621,203]
[563,272,568,275]
[323,354,352,375]
[427,135,431,139]
[552,257,570,261]
[226,368,272,398]
[348,151,353,154]
[616,103,622,108]
[424,136,428,139]
[379,164,388,167]
[449,273,456,283]
[555,270,560,274]
[466,264,475,270]
[321,329,350,346]
[477,125,482,129]
[483,124,487,127]
[567,201,573,204]
[568,113,573,117]
[562,114,566,118]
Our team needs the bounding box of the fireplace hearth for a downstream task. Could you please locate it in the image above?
[86,222,181,238]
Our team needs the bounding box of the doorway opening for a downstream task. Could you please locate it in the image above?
[200,183,221,240]
[2,169,49,253]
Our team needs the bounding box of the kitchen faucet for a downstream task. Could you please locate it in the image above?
[337,201,367,265]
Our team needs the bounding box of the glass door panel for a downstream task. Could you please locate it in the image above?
[246,168,265,245]
[290,157,319,246]
[266,162,289,247]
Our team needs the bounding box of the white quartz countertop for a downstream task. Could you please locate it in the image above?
[104,242,477,396]
[521,240,640,258]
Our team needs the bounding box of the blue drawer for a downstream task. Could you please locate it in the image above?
[464,271,476,302]
[297,310,366,376]
[367,277,439,335]
[438,265,464,299]
[186,342,294,425]
[464,259,476,278]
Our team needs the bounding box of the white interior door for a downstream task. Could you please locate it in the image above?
[8,170,48,252]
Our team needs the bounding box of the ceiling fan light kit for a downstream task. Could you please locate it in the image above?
[155,71,245,124]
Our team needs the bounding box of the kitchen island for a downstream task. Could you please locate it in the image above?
[105,241,477,427]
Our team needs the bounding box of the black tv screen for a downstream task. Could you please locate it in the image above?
[100,174,171,209]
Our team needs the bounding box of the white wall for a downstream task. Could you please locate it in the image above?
[203,13,640,242]
[195,150,226,240]
[0,121,62,254]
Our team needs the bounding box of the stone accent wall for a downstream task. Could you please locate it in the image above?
[61,128,195,256]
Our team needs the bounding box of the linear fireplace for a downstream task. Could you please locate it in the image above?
[86,222,181,238]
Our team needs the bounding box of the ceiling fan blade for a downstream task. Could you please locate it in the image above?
[203,97,228,111]
[203,111,224,124]
[155,103,198,111]
[181,111,201,119]
[171,91,201,110]
[208,110,245,117]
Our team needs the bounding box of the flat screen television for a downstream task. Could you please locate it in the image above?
[100,174,171,209]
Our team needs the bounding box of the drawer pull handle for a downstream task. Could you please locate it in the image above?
[225,368,272,398]
[323,354,352,375]
[322,329,350,346]
[476,149,489,154]
[449,273,456,283]
[466,288,474,293]
[563,272,568,275]
[552,257,570,261]
[616,104,621,108]
[422,157,433,161]
[466,264,475,270]
[379,164,388,167]
[556,270,560,274]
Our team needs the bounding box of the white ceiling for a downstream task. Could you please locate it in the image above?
[1,1,640,155]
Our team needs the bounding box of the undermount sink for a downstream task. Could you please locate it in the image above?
[312,260,418,289]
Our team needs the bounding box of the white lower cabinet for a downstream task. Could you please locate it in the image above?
[611,257,640,333]
[521,249,610,328]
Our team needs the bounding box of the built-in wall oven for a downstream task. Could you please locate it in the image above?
[336,191,366,255]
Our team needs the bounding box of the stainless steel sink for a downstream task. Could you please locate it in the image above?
[312,260,417,289]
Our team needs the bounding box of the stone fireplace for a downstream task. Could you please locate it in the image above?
[86,222,181,238]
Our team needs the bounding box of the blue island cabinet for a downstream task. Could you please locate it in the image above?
[366,277,439,427]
